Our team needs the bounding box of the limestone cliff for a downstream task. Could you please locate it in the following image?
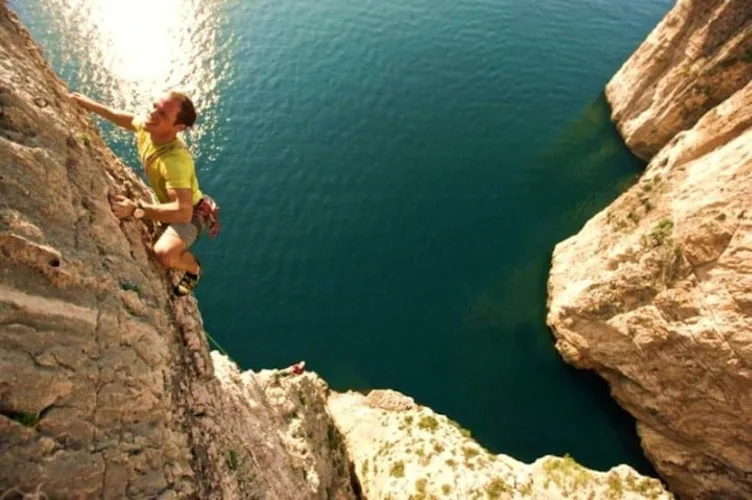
[548,1,752,498]
[605,0,752,160]
[0,6,355,498]
[328,390,670,500]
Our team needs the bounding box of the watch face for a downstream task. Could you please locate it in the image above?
[134,208,144,219]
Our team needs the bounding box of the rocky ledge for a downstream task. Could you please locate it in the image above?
[329,390,669,500]
[605,0,751,160]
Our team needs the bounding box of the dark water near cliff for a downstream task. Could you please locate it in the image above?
[12,0,673,473]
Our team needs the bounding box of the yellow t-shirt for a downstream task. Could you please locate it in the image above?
[132,118,203,205]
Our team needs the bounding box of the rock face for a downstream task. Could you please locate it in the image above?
[214,355,357,500]
[549,70,752,500]
[328,390,671,500]
[605,0,752,160]
[0,6,355,499]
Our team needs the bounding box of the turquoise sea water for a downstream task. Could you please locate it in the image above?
[12,0,672,473]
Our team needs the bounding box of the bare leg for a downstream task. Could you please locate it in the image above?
[176,249,200,274]
[153,231,200,274]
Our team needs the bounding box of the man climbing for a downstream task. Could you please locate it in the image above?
[70,90,219,296]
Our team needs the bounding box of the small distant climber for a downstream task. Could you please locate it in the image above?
[70,90,220,296]
[274,361,306,380]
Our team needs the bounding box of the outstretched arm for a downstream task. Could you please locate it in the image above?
[70,92,136,131]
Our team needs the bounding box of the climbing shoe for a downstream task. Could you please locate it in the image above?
[174,268,201,296]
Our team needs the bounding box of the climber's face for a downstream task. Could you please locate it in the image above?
[144,93,185,135]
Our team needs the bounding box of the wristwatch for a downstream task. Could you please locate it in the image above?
[133,200,145,219]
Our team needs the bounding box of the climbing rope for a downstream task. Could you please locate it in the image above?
[203,330,305,378]
[204,330,235,363]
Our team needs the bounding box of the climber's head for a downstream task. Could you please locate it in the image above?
[144,90,196,135]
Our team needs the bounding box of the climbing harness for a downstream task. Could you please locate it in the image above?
[194,195,221,238]
[142,140,222,239]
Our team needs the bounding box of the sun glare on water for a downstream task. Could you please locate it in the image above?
[88,0,189,88]
[37,0,232,155]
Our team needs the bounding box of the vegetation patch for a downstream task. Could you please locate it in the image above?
[441,484,452,495]
[663,245,684,284]
[415,478,427,497]
[226,449,239,471]
[639,196,653,212]
[637,219,684,283]
[462,446,480,460]
[418,415,439,432]
[485,478,510,499]
[614,218,629,231]
[77,132,92,148]
[327,425,341,450]
[120,281,142,295]
[419,452,432,466]
[519,479,533,495]
[447,417,471,438]
[390,460,405,478]
[541,454,594,495]
[643,219,674,247]
[606,473,624,499]
[379,441,395,456]
[625,473,665,499]
[433,442,444,453]
[6,411,39,427]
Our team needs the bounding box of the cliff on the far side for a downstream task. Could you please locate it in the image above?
[0,2,678,498]
[548,1,752,498]
[605,0,751,160]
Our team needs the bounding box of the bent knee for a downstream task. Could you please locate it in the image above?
[153,245,176,267]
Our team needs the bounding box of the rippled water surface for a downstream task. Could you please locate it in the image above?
[12,0,673,471]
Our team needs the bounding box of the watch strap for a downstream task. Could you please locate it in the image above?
[134,200,145,219]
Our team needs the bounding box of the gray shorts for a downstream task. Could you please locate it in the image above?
[164,214,205,248]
